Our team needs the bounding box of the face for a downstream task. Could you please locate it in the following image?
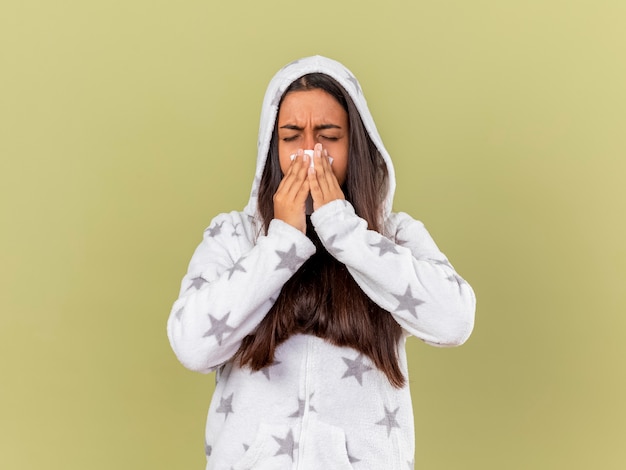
[277,88,349,185]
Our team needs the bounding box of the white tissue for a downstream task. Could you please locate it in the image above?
[290,150,334,168]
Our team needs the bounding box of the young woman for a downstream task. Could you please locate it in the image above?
[167,55,475,470]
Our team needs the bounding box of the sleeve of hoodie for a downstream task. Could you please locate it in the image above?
[310,200,475,346]
[167,211,316,373]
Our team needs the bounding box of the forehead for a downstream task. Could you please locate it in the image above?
[278,89,347,124]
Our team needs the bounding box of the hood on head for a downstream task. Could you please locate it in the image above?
[243,55,396,219]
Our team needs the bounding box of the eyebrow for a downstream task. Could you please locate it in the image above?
[279,124,342,131]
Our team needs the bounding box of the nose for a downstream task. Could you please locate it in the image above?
[303,132,316,151]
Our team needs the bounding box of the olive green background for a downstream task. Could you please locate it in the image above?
[1,0,625,468]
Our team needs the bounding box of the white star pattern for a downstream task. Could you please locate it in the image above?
[205,221,224,238]
[430,258,452,268]
[203,312,235,346]
[231,223,242,238]
[273,429,298,461]
[370,237,399,256]
[226,257,246,279]
[289,393,316,418]
[376,405,401,437]
[393,285,425,318]
[187,276,207,291]
[447,273,466,286]
[274,244,306,272]
[216,393,234,420]
[341,354,373,385]
[259,360,282,380]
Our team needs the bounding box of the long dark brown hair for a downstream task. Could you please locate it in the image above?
[234,74,405,387]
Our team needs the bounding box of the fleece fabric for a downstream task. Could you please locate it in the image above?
[167,55,476,470]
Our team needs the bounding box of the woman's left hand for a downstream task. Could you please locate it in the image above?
[308,143,345,211]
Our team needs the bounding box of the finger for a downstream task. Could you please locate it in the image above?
[295,178,310,205]
[320,147,336,183]
[311,145,326,189]
[313,145,338,195]
[283,149,304,180]
[280,151,309,194]
[292,152,311,194]
[283,149,308,181]
[288,151,310,195]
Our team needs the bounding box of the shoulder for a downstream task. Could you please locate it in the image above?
[202,211,261,243]
[186,211,259,275]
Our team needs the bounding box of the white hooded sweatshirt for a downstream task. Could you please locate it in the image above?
[167,56,476,470]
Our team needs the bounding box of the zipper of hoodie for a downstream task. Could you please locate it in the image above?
[295,336,313,469]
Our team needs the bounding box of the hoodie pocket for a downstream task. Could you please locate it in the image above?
[231,423,297,470]
[300,418,355,469]
[231,420,355,470]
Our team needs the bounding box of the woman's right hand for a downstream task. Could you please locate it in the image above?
[273,150,310,233]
